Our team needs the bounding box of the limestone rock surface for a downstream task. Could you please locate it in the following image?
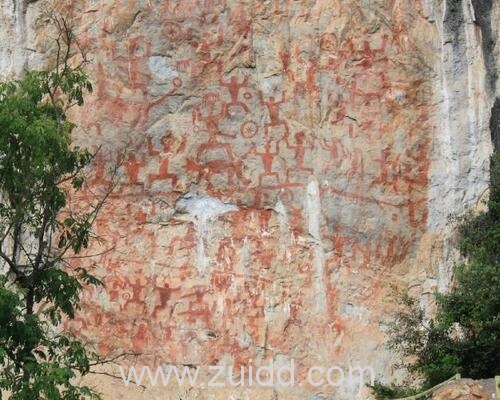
[1,0,499,399]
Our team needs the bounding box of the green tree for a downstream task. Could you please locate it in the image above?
[376,154,500,398]
[0,15,109,400]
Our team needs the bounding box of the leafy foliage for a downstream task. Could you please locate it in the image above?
[0,15,105,400]
[375,154,500,398]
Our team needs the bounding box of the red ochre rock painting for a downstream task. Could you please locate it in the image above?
[58,0,441,391]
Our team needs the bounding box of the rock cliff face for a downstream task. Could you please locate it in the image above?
[0,0,498,398]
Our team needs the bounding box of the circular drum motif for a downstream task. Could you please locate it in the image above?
[240,121,258,138]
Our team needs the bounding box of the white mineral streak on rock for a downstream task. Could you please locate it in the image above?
[428,1,455,233]
[230,236,250,295]
[0,0,28,77]
[462,0,490,205]
[0,0,16,74]
[240,236,250,269]
[274,198,291,260]
[306,177,327,314]
[175,194,238,276]
[263,281,290,331]
[429,0,492,233]
[438,244,460,293]
[13,0,25,67]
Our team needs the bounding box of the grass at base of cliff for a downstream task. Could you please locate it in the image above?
[371,381,424,399]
